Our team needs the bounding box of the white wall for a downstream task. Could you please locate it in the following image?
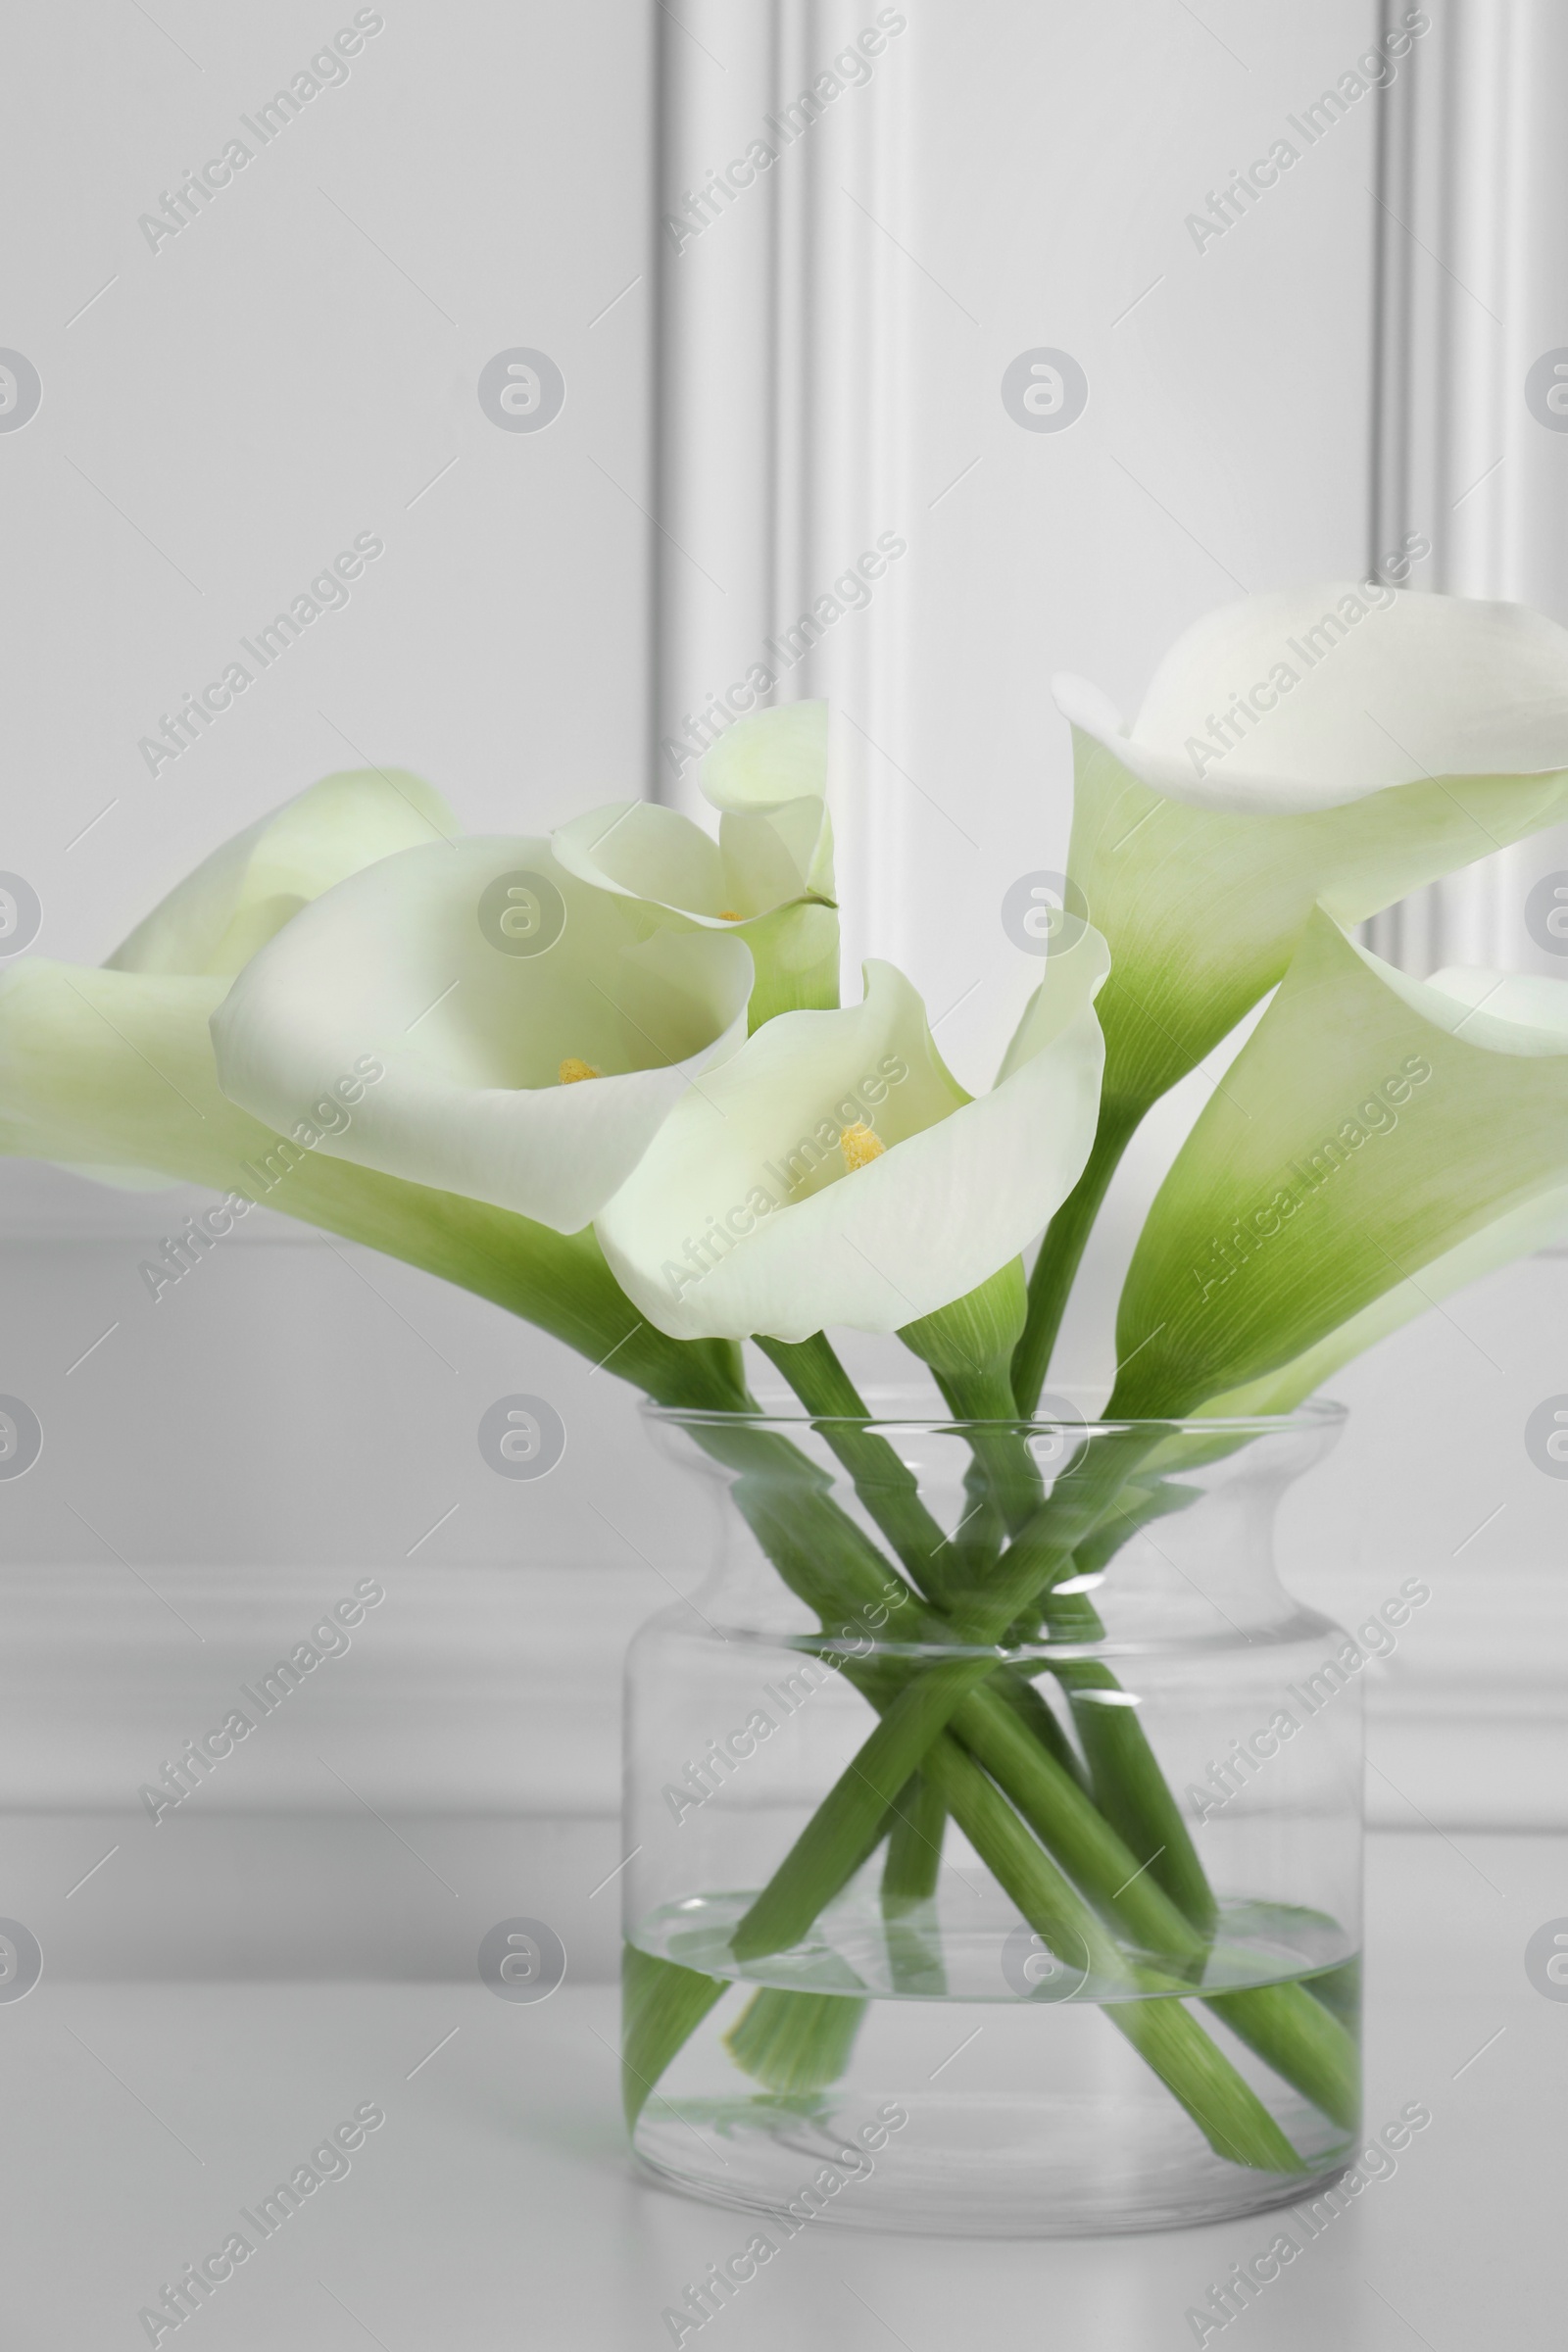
[0,0,668,1543]
[2,0,656,959]
[0,0,669,1974]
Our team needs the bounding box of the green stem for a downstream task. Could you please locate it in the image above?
[1106,1999,1302,2174]
[1026,1526,1357,2129]
[756,1335,1093,1818]
[987,1666,1090,1793]
[880,1769,955,1989]
[730,1659,995,1961]
[756,1333,953,1600]
[952,1453,1007,1590]
[935,1385,1047,1550]
[1011,1101,1141,1416]
[1054,1663,1217,1935]
[725,1414,1167,1955]
[712,1445,936,1639]
[950,1425,1164,1642]
[934,1363,1020,1424]
[671,1403,1358,2142]
[1031,1475,1239,1935]
[1203,1984,1360,2135]
[950,1689,1206,1968]
[921,1736,1303,2173]
[725,1988,868,2092]
[621,1945,727,2129]
[881,1772,947,1913]
[1037,1576,1216,1935]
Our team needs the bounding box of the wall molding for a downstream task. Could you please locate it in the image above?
[651,0,916,978]
[13,1559,1560,1979]
[1366,0,1568,975]
[8,1559,1557,1830]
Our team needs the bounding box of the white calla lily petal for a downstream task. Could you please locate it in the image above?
[211,838,754,1232]
[553,803,731,918]
[1056,585,1568,813]
[704,700,835,901]
[554,758,837,1028]
[700,700,828,810]
[0,964,237,1177]
[553,796,822,926]
[717,802,820,912]
[1056,590,1568,1122]
[597,935,1108,1342]
[109,768,457,977]
[1424,964,1568,1040]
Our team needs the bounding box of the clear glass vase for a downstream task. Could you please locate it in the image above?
[621,1396,1360,2238]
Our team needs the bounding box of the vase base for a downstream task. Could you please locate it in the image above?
[632,2090,1351,2237]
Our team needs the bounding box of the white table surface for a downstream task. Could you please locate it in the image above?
[7,1829,1560,2350]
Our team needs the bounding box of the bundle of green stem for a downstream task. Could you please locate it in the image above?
[622,1303,1359,2177]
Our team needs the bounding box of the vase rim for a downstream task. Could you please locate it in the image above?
[644,1389,1348,1438]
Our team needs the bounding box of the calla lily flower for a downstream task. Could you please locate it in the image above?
[595,931,1110,1343]
[0,768,458,1186]
[1056,585,1568,1121]
[0,771,749,1405]
[211,837,754,1232]
[1108,910,1568,1418]
[553,702,837,1029]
